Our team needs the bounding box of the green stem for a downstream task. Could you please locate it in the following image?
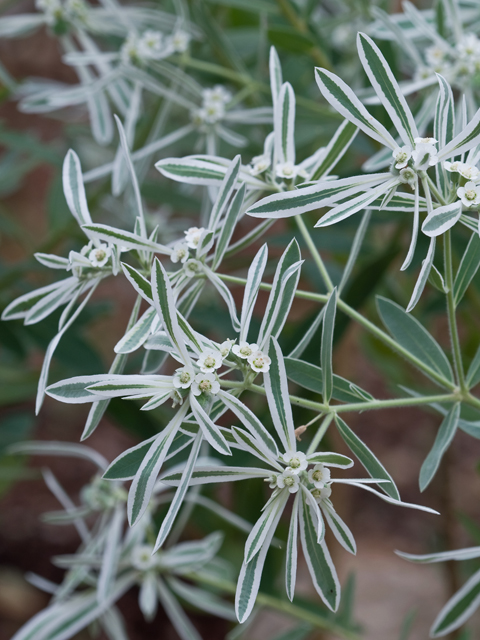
[217,273,329,303]
[187,571,361,640]
[295,215,334,292]
[307,414,334,455]
[444,229,467,392]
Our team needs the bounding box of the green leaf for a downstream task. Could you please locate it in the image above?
[419,403,460,491]
[298,491,340,611]
[275,82,296,165]
[208,155,241,231]
[212,183,245,270]
[103,437,155,480]
[284,357,373,404]
[239,243,268,343]
[321,502,356,554]
[376,296,454,384]
[285,493,299,601]
[467,344,480,388]
[244,491,288,563]
[62,149,92,228]
[321,288,337,403]
[190,395,232,456]
[454,232,480,306]
[334,414,400,499]
[121,263,153,303]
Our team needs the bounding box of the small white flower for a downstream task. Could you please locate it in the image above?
[414,137,438,145]
[425,45,445,68]
[307,463,331,489]
[247,350,271,373]
[276,468,300,493]
[458,181,480,207]
[121,33,140,64]
[183,259,203,278]
[131,545,157,571]
[197,349,223,373]
[169,30,190,53]
[399,167,416,189]
[173,368,193,389]
[412,142,438,170]
[266,473,278,489]
[276,161,297,180]
[458,164,480,181]
[65,0,88,21]
[184,227,205,249]
[191,372,220,396]
[202,101,225,124]
[232,341,259,359]
[88,243,111,267]
[457,34,480,60]
[138,30,164,59]
[249,154,271,176]
[202,85,231,106]
[311,485,332,503]
[170,242,189,264]
[444,160,464,173]
[282,451,308,473]
[392,145,412,170]
[219,339,234,358]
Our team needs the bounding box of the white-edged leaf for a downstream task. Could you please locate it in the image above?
[34,253,70,270]
[438,106,480,161]
[400,175,419,271]
[397,546,480,564]
[285,493,299,601]
[157,577,202,640]
[275,82,295,165]
[357,32,418,146]
[306,452,353,468]
[212,183,245,270]
[160,466,270,486]
[190,395,232,456]
[430,568,480,637]
[321,288,337,403]
[298,491,340,612]
[8,440,107,470]
[97,507,124,602]
[114,307,156,354]
[245,490,289,563]
[422,202,462,237]
[321,502,356,555]
[334,414,400,499]
[218,390,279,457]
[264,337,296,453]
[269,46,282,107]
[82,223,170,254]
[62,150,92,227]
[204,268,241,332]
[454,232,480,306]
[315,67,397,149]
[239,243,268,343]
[154,432,203,551]
[406,236,436,313]
[208,155,241,231]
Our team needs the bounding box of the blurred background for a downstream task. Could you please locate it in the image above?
[2,1,480,638]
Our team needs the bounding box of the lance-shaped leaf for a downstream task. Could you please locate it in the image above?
[157,577,203,640]
[454,232,480,306]
[298,491,340,612]
[204,268,241,332]
[25,279,81,326]
[434,74,455,198]
[245,490,289,563]
[218,390,278,457]
[231,427,281,469]
[430,568,480,637]
[419,403,460,492]
[406,236,436,313]
[422,202,462,237]
[8,440,107,470]
[190,395,232,456]
[154,432,203,551]
[400,176,419,271]
[239,243,268,343]
[321,288,337,403]
[275,82,295,165]
[269,46,282,107]
[161,465,271,486]
[311,120,358,180]
[284,358,373,404]
[208,154,241,231]
[246,173,389,219]
[114,114,145,235]
[168,578,236,621]
[315,178,399,227]
[127,403,188,526]
[212,183,245,270]
[151,258,191,365]
[321,502,356,554]
[34,253,70,270]
[438,106,480,161]
[264,337,296,453]
[97,506,124,603]
[82,223,170,254]
[306,452,353,468]
[103,436,156,480]
[46,374,119,404]
[258,239,301,346]
[397,546,480,564]
[235,500,285,622]
[335,415,400,499]
[357,33,418,146]
[377,296,453,384]
[286,493,300,601]
[156,157,228,185]
[301,485,325,543]
[315,67,397,150]
[87,375,172,399]
[121,263,153,303]
[114,307,156,354]
[62,149,93,228]
[2,279,75,321]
